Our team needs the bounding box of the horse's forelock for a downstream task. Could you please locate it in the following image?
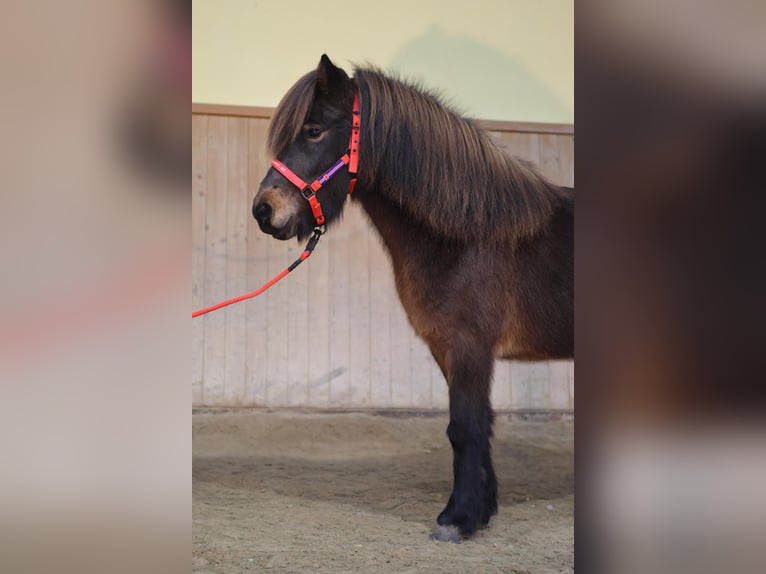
[268,71,318,156]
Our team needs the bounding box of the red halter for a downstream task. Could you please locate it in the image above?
[270,90,361,227]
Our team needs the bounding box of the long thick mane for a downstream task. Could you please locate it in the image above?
[356,68,566,243]
[269,66,567,243]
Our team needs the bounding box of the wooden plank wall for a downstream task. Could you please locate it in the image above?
[192,108,574,411]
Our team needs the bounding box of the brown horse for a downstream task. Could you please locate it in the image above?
[253,55,573,542]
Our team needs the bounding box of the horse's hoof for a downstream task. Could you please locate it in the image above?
[430,525,462,543]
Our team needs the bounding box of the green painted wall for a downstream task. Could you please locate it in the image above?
[193,0,573,123]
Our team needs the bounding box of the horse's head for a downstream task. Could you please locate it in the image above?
[253,55,356,241]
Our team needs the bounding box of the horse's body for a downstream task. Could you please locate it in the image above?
[254,55,573,542]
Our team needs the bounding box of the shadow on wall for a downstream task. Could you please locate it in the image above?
[387,26,570,123]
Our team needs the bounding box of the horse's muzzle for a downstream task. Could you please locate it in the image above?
[252,198,296,240]
[253,200,272,227]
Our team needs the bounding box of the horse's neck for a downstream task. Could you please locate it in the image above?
[354,191,411,253]
[353,190,440,267]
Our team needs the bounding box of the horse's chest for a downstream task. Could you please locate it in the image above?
[391,263,442,341]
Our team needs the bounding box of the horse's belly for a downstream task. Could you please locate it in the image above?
[493,306,557,360]
[493,336,525,359]
[492,330,543,360]
[494,329,569,361]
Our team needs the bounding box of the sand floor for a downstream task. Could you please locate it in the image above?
[193,411,573,573]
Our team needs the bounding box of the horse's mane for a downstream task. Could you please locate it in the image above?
[269,66,567,243]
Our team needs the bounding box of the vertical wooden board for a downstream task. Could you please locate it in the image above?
[202,116,228,405]
[223,117,249,405]
[264,233,291,405]
[431,359,449,409]
[529,362,551,410]
[409,328,433,408]
[390,302,412,408]
[539,133,563,185]
[328,218,351,406]
[558,135,575,187]
[491,360,512,411]
[306,231,331,407]
[192,380,203,405]
[506,359,515,408]
[192,115,208,403]
[286,236,310,406]
[368,229,392,407]
[548,360,571,410]
[244,118,271,406]
[510,362,532,410]
[244,220,270,406]
[347,205,371,406]
[562,141,574,411]
[568,361,575,409]
[496,132,541,165]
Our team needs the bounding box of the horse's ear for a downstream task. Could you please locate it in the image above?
[316,54,349,96]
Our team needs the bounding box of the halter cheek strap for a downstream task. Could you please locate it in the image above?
[348,90,360,193]
[270,90,361,227]
[271,153,350,226]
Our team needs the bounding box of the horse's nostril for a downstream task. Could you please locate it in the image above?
[253,201,272,225]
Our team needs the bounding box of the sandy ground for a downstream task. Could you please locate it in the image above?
[193,411,573,574]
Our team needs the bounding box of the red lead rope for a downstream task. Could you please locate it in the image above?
[192,227,324,318]
[192,89,360,319]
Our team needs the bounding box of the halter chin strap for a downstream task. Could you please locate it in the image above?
[270,89,361,227]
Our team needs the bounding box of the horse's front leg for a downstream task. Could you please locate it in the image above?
[430,338,497,542]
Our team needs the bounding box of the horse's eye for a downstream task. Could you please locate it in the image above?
[306,126,322,139]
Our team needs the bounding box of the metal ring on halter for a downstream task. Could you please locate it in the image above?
[304,226,325,253]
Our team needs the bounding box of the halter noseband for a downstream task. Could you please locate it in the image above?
[270,90,361,227]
